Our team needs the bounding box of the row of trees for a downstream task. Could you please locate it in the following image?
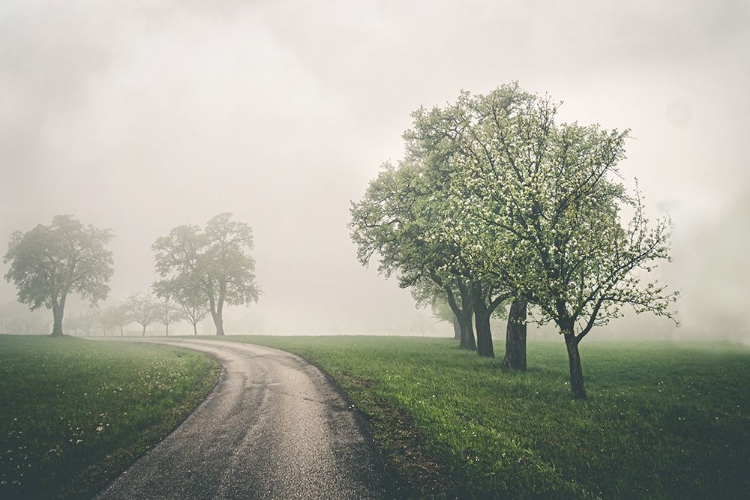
[0,304,50,335]
[61,293,208,337]
[350,83,678,398]
[3,213,259,338]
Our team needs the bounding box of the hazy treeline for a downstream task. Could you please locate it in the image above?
[3,213,259,338]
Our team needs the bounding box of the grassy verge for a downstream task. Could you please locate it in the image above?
[218,336,750,499]
[0,335,220,500]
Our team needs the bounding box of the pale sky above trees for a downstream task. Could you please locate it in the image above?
[1,1,748,338]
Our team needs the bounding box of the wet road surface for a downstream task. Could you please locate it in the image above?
[95,339,392,499]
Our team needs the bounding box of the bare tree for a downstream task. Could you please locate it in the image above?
[104,302,132,336]
[126,293,159,336]
[156,300,181,336]
[78,307,99,336]
[178,293,210,336]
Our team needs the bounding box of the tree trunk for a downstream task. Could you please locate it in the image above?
[212,311,225,336]
[142,325,146,336]
[503,298,527,371]
[457,310,476,350]
[564,333,587,399]
[211,297,225,336]
[166,323,169,336]
[442,281,475,350]
[193,323,198,335]
[452,315,461,340]
[51,303,64,337]
[474,298,494,358]
[120,324,124,337]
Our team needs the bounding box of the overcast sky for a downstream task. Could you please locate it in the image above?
[1,0,749,338]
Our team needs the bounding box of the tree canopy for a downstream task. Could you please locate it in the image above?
[152,213,259,336]
[3,215,114,336]
[351,83,678,397]
[349,160,484,351]
[430,84,677,396]
[350,100,520,359]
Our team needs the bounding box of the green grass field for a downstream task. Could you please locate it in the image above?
[217,336,750,499]
[2,335,747,499]
[0,336,220,500]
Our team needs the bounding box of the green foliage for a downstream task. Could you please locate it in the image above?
[0,336,219,500]
[355,82,679,392]
[350,161,441,287]
[3,215,114,335]
[219,336,750,499]
[348,155,486,350]
[433,84,678,338]
[152,213,259,335]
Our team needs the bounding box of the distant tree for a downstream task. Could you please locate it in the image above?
[23,310,49,335]
[153,213,260,336]
[103,302,132,336]
[434,300,463,341]
[0,302,50,335]
[156,300,181,336]
[126,293,159,336]
[176,291,210,335]
[100,307,113,336]
[411,279,460,340]
[80,307,98,336]
[3,215,114,336]
[64,314,81,336]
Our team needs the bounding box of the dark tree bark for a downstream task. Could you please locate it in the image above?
[51,302,64,337]
[442,279,475,350]
[452,315,461,340]
[210,295,226,336]
[473,297,494,358]
[457,310,476,350]
[473,287,510,359]
[564,333,586,399]
[212,311,225,336]
[503,298,527,371]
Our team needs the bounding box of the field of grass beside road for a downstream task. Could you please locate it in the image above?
[222,336,750,499]
[0,335,220,500]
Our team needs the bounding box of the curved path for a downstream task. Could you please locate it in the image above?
[95,339,392,500]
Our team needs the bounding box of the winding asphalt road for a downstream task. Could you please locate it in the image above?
[95,339,392,499]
